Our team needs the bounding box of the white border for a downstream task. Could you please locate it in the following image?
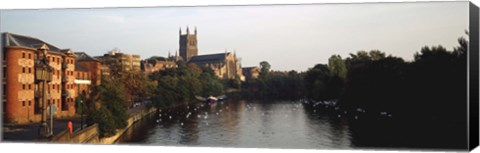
[0,1,478,153]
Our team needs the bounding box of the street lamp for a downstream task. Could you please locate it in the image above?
[80,99,83,130]
[35,44,54,138]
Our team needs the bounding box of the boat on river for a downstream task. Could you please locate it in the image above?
[195,95,227,104]
[207,96,218,103]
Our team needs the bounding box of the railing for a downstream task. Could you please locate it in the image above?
[50,124,99,143]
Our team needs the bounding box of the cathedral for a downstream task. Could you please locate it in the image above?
[178,27,244,81]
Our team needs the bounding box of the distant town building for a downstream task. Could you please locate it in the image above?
[140,56,176,74]
[95,50,141,73]
[1,32,86,123]
[242,66,260,80]
[74,52,102,85]
[178,27,244,80]
[74,63,91,97]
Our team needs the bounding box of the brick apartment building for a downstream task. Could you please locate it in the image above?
[74,52,102,85]
[1,32,98,124]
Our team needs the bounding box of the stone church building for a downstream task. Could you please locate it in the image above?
[178,27,244,80]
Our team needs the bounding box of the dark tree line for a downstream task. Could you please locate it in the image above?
[149,61,224,107]
[241,36,468,148]
[241,61,305,99]
[302,37,468,149]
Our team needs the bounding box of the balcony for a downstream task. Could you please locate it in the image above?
[74,79,91,85]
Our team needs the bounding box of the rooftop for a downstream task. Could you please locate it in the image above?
[74,63,89,72]
[74,52,100,62]
[2,32,62,52]
[189,52,231,63]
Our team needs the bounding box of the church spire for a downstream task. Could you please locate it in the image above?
[186,26,190,34]
[179,27,182,35]
[194,27,197,35]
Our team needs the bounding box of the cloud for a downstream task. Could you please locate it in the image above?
[97,14,126,23]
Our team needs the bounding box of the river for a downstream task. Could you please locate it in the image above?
[116,99,466,150]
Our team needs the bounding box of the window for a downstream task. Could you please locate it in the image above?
[47,100,50,105]
[28,100,31,106]
[3,67,6,78]
[28,53,31,59]
[22,52,25,58]
[53,84,55,90]
[28,68,31,74]
[22,101,25,107]
[52,57,55,62]
[53,100,55,105]
[3,85,6,96]
[28,84,31,90]
[22,67,25,73]
[22,84,25,90]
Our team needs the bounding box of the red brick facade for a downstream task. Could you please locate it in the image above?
[2,33,86,124]
[76,61,101,85]
[4,47,36,123]
[3,47,81,124]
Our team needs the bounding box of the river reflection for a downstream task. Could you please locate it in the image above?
[121,99,353,149]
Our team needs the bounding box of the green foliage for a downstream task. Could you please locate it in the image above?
[200,71,224,96]
[150,62,226,107]
[122,71,156,107]
[259,61,271,77]
[242,62,305,99]
[304,64,336,101]
[87,77,130,138]
[328,55,347,80]
[90,106,116,137]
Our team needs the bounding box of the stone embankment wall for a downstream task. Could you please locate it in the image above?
[99,107,156,144]
[50,123,99,143]
[50,107,156,144]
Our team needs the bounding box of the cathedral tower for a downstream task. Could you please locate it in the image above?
[179,26,198,61]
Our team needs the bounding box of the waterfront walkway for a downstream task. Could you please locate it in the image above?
[2,117,82,141]
[2,104,148,142]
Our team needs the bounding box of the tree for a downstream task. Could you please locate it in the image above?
[98,78,128,129]
[259,61,271,77]
[122,71,155,107]
[328,55,347,79]
[87,77,129,138]
[304,64,333,101]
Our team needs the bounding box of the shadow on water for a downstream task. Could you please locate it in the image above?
[117,99,466,151]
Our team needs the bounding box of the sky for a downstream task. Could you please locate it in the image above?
[0,1,469,72]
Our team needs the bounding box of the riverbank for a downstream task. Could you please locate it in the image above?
[99,106,157,144]
[49,105,157,144]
